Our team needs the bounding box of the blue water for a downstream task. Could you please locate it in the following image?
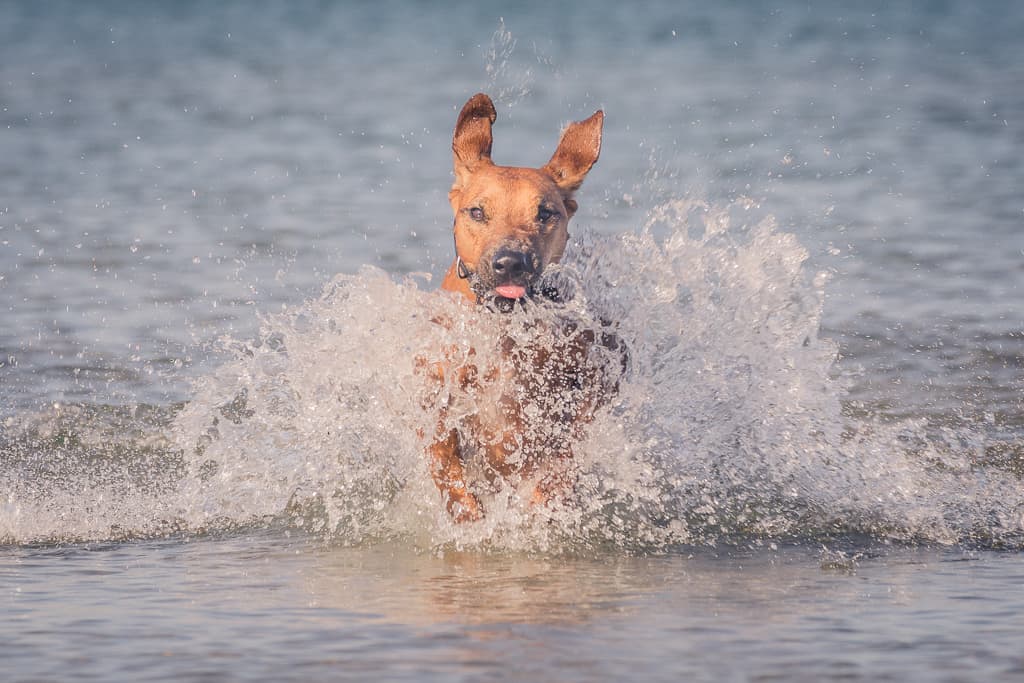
[2,1,1023,680]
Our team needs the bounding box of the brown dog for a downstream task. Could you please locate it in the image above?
[425,93,621,523]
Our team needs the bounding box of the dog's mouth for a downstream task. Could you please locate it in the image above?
[494,284,528,300]
[483,280,535,313]
[464,268,535,310]
[483,270,574,312]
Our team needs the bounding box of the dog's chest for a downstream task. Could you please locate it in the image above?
[458,320,616,466]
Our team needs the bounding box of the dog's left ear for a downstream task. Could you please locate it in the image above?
[543,110,603,198]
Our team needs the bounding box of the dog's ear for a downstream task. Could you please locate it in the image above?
[543,110,603,196]
[451,93,497,192]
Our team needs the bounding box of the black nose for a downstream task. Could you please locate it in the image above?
[491,249,535,280]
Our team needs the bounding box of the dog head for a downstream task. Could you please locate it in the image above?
[448,93,602,310]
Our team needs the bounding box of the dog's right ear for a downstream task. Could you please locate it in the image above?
[451,93,497,193]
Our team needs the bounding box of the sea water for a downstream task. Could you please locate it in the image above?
[2,2,1023,681]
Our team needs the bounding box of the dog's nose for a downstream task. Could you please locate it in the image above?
[491,250,535,280]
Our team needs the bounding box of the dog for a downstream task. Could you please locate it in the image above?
[423,93,624,523]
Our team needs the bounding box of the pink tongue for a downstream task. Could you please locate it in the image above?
[495,284,527,299]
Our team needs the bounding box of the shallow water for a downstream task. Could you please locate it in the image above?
[2,1,1023,680]
[5,536,1024,682]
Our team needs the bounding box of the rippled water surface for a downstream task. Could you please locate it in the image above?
[2,1,1023,680]
[5,536,1024,682]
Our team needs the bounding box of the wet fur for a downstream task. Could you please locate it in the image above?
[424,93,620,523]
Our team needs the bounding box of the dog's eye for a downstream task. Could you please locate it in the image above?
[468,207,485,222]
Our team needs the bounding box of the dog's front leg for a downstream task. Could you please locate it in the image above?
[427,424,483,523]
[418,354,483,522]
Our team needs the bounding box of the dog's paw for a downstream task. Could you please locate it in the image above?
[448,491,484,524]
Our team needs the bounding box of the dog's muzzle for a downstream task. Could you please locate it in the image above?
[456,242,573,312]
[488,248,536,300]
[469,246,537,312]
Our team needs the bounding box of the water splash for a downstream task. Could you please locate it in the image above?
[483,18,540,110]
[3,198,1023,550]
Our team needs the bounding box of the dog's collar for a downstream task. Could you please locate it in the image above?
[454,232,473,281]
[453,243,494,305]
[455,253,498,308]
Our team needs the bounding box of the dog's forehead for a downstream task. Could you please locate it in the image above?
[459,166,561,204]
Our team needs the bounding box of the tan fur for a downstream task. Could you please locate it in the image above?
[426,93,610,522]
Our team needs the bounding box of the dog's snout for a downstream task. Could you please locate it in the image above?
[491,250,535,280]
